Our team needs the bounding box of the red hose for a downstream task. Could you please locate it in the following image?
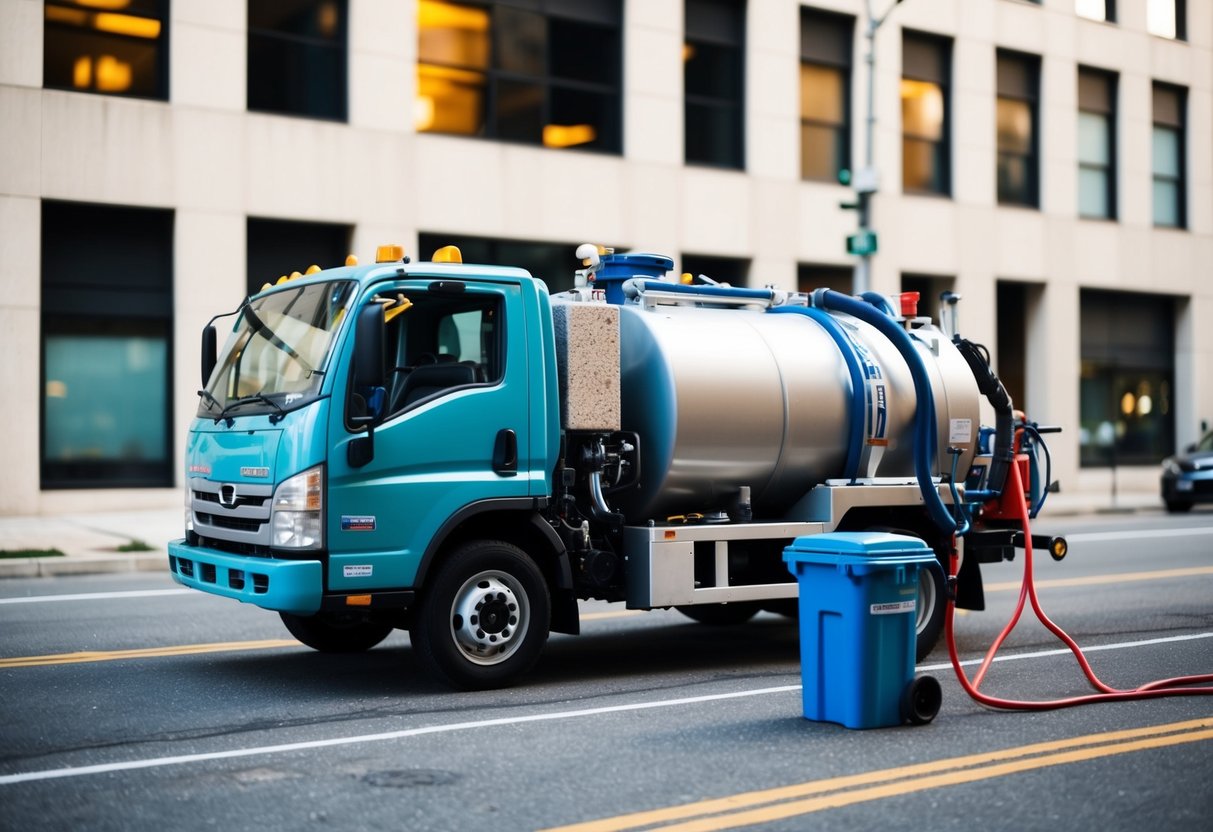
[946,459,1213,710]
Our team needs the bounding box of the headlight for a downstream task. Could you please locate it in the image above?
[272,465,324,550]
[1163,459,1182,476]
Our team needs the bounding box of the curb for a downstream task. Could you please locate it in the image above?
[0,553,166,579]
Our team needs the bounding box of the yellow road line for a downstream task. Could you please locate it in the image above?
[542,718,1213,832]
[985,565,1213,593]
[0,639,299,668]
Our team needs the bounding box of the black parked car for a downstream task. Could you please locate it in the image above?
[1161,431,1213,513]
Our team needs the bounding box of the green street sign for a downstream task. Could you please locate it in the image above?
[847,230,878,256]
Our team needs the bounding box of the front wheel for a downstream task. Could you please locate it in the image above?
[410,540,550,690]
[1165,499,1193,514]
[279,611,394,653]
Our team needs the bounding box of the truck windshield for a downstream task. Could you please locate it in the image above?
[198,280,356,420]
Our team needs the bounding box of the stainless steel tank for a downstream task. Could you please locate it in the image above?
[613,302,981,521]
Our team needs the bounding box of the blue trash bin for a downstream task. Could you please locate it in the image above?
[783,532,941,729]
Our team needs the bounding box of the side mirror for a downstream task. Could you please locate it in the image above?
[353,304,385,389]
[201,325,217,386]
[348,304,386,468]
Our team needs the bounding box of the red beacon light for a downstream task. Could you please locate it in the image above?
[900,291,920,318]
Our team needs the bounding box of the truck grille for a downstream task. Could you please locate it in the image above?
[188,478,274,549]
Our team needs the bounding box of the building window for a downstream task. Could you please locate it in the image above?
[248,0,347,121]
[41,201,174,489]
[901,31,950,195]
[996,50,1040,208]
[685,0,745,169]
[418,233,582,294]
[1076,0,1115,22]
[800,8,852,181]
[1078,68,1116,220]
[1152,83,1186,229]
[1147,0,1185,40]
[416,0,622,153]
[247,218,352,297]
[798,263,853,296]
[43,0,168,99]
[1080,289,1175,467]
[681,254,749,287]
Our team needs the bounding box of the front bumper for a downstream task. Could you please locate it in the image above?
[167,539,322,615]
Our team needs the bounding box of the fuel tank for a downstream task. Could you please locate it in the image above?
[612,301,981,521]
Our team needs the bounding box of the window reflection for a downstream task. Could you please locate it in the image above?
[800,8,852,181]
[417,0,621,153]
[43,0,168,99]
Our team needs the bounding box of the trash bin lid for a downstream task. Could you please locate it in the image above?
[783,531,934,562]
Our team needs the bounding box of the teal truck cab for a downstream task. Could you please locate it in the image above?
[169,244,1063,689]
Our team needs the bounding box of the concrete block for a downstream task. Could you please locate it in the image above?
[552,302,621,431]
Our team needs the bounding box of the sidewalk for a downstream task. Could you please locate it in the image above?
[0,489,1167,579]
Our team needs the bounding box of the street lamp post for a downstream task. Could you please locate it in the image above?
[851,0,903,296]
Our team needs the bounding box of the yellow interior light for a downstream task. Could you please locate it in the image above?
[419,0,489,32]
[345,594,373,607]
[432,245,462,264]
[94,12,161,39]
[72,56,92,89]
[543,123,597,149]
[75,0,134,10]
[46,6,89,26]
[305,264,321,275]
[345,254,359,266]
[376,244,405,263]
[94,55,132,92]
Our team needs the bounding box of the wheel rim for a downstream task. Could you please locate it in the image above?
[449,570,530,666]
[916,568,937,636]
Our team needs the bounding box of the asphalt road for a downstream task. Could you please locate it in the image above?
[1,509,1211,831]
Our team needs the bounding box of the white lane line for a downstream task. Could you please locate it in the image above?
[0,589,192,605]
[3,630,1211,786]
[1063,527,1213,544]
[0,684,802,786]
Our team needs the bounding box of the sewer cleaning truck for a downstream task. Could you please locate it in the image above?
[169,244,1064,689]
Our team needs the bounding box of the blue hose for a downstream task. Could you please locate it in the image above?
[812,289,958,535]
[769,306,864,481]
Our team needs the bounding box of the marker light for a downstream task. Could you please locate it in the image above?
[305,264,321,275]
[271,466,324,550]
[376,245,405,263]
[432,245,463,264]
[346,254,359,266]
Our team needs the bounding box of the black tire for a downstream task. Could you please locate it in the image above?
[410,540,550,690]
[915,560,946,662]
[676,602,762,626]
[279,611,394,653]
[1165,499,1193,514]
[902,675,942,725]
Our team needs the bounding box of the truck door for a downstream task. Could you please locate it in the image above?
[326,281,531,591]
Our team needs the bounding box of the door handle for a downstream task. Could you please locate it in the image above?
[493,429,517,475]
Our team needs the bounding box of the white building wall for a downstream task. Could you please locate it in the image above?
[0,0,1210,514]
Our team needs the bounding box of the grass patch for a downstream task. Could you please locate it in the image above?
[0,548,65,559]
[116,539,155,553]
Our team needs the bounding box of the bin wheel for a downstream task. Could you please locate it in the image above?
[902,675,942,725]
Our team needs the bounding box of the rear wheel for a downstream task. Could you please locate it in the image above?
[279,611,394,653]
[1165,499,1193,514]
[410,540,550,690]
[915,560,946,662]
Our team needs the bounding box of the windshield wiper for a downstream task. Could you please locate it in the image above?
[217,393,287,425]
[241,304,316,376]
[197,389,221,412]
